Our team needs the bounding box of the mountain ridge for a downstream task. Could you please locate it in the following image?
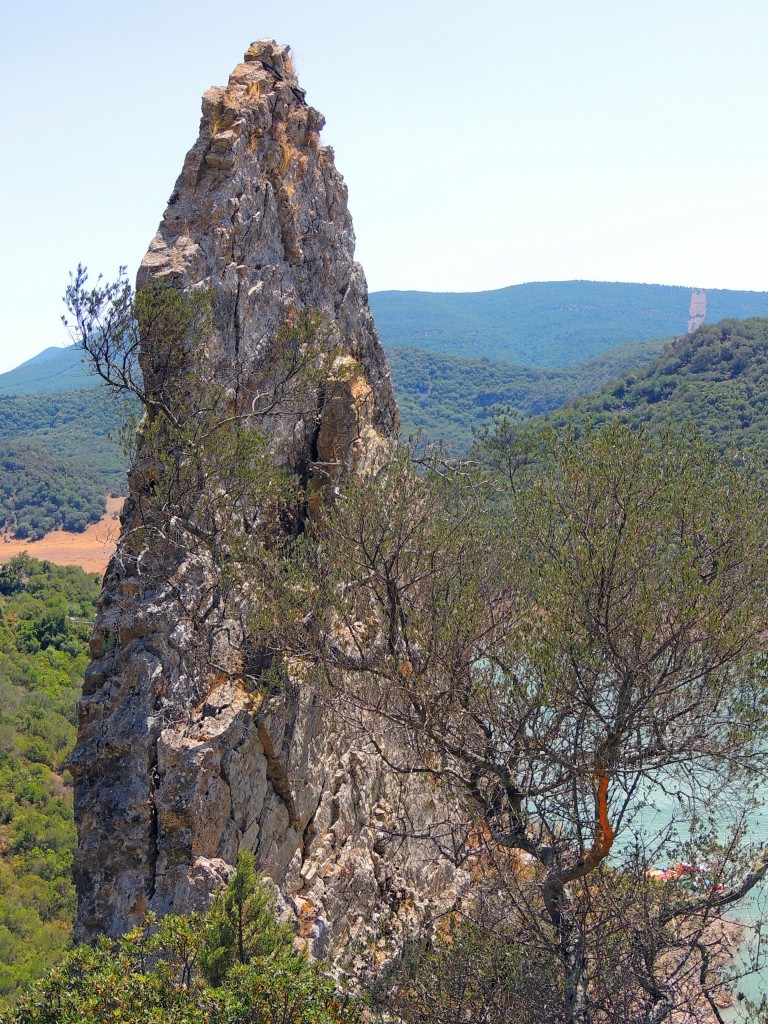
[389,334,671,451]
[370,280,768,366]
[6,280,768,396]
[0,347,93,396]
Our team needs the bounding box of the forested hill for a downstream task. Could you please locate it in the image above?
[538,317,768,452]
[7,283,768,394]
[0,555,101,998]
[7,284,768,475]
[370,281,768,365]
[0,379,130,538]
[0,348,93,396]
[389,335,669,451]
[0,388,128,493]
[0,443,105,539]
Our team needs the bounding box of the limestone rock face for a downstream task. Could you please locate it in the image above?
[72,41,459,954]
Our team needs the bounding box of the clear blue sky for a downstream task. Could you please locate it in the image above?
[1,0,767,372]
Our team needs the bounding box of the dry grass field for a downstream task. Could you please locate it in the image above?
[0,496,124,575]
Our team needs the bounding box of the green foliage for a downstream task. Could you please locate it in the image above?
[5,286,768,537]
[0,332,136,528]
[0,388,130,496]
[0,871,358,1024]
[0,443,105,540]
[35,272,768,1019]
[0,555,100,1000]
[65,271,332,647]
[11,285,768,521]
[198,851,293,986]
[296,423,768,1021]
[538,317,768,457]
[371,281,768,365]
[388,336,669,452]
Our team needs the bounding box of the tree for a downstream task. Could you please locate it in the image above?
[298,421,768,1023]
[199,851,293,986]
[368,902,564,1024]
[0,865,357,1024]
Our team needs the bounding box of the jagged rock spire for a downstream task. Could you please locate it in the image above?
[71,42,456,952]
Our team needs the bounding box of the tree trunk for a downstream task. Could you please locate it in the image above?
[562,911,590,1024]
[544,878,591,1024]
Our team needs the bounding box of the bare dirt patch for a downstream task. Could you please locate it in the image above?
[0,496,124,575]
[688,289,707,333]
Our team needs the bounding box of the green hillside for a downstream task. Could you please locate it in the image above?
[537,317,768,453]
[0,388,129,495]
[0,555,101,1000]
[6,282,768,515]
[370,280,768,366]
[0,443,106,540]
[0,384,130,537]
[7,282,768,390]
[0,349,93,397]
[390,335,670,452]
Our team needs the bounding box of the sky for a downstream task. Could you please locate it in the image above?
[1,0,767,373]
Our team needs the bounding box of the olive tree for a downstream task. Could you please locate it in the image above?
[300,421,768,1024]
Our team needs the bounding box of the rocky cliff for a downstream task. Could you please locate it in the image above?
[71,40,458,959]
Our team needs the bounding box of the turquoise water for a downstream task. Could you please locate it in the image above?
[622,781,768,1019]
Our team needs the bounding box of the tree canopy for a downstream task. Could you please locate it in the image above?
[540,318,768,459]
[292,421,768,1023]
[0,443,105,540]
[0,556,100,1000]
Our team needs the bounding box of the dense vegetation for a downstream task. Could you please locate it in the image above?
[3,420,768,1020]
[0,444,105,540]
[375,918,562,1024]
[0,338,669,486]
[0,550,561,1020]
[0,852,358,1024]
[0,348,131,522]
[370,280,768,365]
[295,423,768,1023]
[538,317,768,454]
[0,389,129,497]
[6,282,768,393]
[9,273,768,1021]
[389,335,669,452]
[0,555,100,1000]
